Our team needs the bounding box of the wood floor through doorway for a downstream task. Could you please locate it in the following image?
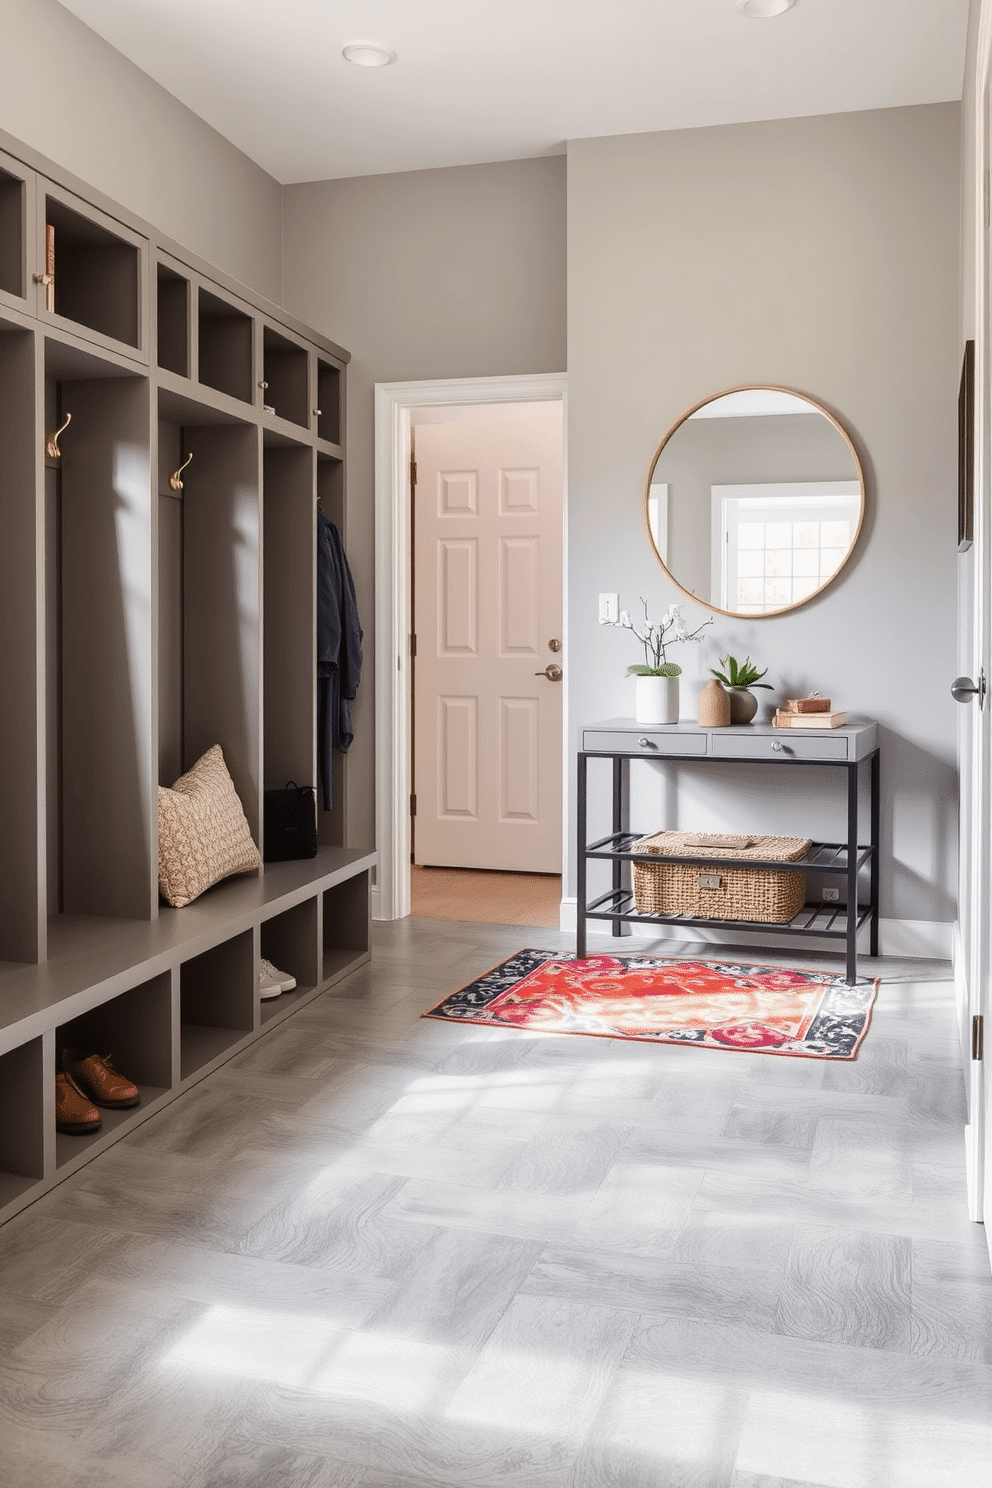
[410,866,561,927]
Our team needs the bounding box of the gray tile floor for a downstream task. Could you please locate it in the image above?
[1,920,990,1487]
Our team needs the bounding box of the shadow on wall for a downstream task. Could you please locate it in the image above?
[878,725,957,925]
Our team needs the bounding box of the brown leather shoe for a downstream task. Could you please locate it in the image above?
[55,1071,102,1134]
[61,1049,140,1109]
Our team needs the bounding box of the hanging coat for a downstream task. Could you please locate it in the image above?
[317,513,363,810]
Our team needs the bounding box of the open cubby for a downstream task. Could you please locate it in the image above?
[322,871,370,982]
[180,931,254,1078]
[198,288,253,403]
[0,1040,45,1205]
[46,196,140,348]
[317,358,342,445]
[260,897,320,1023]
[157,264,190,376]
[47,362,155,923]
[157,411,261,838]
[0,166,25,300]
[54,973,171,1166]
[263,325,309,427]
[263,445,316,819]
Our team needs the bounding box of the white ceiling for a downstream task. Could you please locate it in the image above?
[57,0,969,184]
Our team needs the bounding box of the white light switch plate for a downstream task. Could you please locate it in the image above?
[599,593,619,624]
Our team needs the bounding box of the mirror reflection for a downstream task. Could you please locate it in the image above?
[646,388,864,617]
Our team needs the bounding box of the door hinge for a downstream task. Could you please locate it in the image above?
[410,633,417,657]
[410,455,417,489]
[410,792,417,817]
[973,1014,984,1061]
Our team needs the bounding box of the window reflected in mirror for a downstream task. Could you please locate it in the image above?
[645,388,864,618]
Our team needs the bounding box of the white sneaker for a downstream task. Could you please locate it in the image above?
[260,957,296,993]
[259,963,283,999]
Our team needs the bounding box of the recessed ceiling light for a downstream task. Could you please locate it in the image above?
[737,0,797,16]
[342,43,396,68]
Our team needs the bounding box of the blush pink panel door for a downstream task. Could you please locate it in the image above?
[413,412,563,872]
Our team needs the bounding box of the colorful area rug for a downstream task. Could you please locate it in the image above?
[423,950,878,1059]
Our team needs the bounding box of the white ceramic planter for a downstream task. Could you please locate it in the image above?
[634,674,679,725]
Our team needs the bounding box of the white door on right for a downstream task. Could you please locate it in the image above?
[413,409,563,874]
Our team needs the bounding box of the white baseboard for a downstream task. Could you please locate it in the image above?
[558,898,953,961]
[371,886,386,922]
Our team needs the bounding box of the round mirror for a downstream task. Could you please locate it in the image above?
[645,387,865,617]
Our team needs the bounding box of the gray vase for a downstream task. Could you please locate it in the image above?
[727,687,758,725]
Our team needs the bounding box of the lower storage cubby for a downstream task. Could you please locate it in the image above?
[54,973,172,1167]
[180,931,254,1079]
[260,897,320,1023]
[0,1040,44,1206]
[322,871,370,983]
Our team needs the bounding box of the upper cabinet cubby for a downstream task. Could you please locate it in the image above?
[41,188,145,355]
[0,151,30,307]
[198,288,253,404]
[317,357,342,447]
[262,325,310,429]
[157,263,190,377]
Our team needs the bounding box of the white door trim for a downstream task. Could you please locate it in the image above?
[962,0,992,1230]
[373,372,568,921]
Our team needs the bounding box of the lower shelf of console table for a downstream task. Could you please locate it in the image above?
[0,845,375,1226]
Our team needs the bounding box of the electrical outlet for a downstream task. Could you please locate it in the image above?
[598,592,619,624]
[822,887,840,902]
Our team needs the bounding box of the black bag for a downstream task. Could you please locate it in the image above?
[264,782,318,862]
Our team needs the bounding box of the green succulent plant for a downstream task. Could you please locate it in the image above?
[710,654,772,690]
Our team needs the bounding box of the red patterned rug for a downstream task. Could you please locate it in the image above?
[423,950,878,1059]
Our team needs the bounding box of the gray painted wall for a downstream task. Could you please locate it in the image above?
[282,156,568,847]
[568,104,962,931]
[1,0,282,300]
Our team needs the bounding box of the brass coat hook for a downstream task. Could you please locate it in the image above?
[45,411,71,461]
[169,452,193,492]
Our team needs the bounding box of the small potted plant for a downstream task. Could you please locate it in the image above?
[709,654,773,725]
[613,598,713,724]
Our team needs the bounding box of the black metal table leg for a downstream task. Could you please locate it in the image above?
[869,749,880,956]
[576,753,588,959]
[612,756,623,938]
[845,759,859,984]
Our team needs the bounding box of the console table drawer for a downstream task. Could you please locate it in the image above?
[710,733,849,762]
[583,729,707,756]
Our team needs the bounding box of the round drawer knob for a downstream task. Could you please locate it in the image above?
[638,737,651,748]
[771,742,783,751]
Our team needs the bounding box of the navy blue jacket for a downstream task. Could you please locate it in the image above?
[317,513,362,809]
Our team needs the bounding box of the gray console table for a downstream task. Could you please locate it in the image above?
[577,718,880,984]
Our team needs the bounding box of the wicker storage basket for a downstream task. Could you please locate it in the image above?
[632,830,811,923]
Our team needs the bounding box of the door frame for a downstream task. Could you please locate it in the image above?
[373,372,568,922]
[961,0,992,1231]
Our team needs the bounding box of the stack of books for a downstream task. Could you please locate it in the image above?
[773,706,848,729]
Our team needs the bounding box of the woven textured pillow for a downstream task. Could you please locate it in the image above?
[158,745,260,907]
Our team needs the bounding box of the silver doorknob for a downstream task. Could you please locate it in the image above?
[951,671,986,707]
[771,742,783,751]
[535,664,563,682]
